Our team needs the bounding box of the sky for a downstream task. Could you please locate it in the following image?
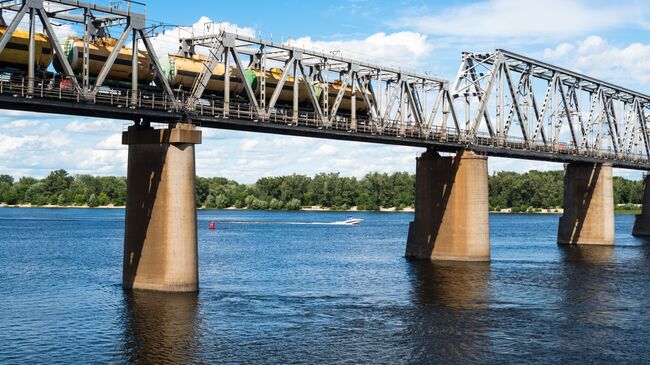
[1,0,650,182]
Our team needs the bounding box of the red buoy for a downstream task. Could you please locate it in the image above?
[209,221,215,230]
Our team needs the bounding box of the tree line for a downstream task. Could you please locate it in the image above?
[0,169,645,210]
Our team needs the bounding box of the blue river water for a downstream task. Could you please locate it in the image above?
[0,208,648,364]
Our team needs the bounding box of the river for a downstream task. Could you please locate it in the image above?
[0,208,648,363]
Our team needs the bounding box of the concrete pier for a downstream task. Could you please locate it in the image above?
[633,175,650,236]
[406,150,490,261]
[557,163,614,245]
[122,123,202,292]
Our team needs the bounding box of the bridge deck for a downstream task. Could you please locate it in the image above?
[1,75,648,170]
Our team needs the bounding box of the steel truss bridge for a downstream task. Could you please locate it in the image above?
[0,0,649,170]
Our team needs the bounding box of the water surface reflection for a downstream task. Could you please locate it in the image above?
[121,291,201,364]
[405,260,490,363]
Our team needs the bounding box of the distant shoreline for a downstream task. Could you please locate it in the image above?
[0,203,641,215]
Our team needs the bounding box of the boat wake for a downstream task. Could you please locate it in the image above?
[210,220,361,226]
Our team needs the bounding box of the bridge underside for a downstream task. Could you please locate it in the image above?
[1,94,648,170]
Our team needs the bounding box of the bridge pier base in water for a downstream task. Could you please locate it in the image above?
[633,175,650,236]
[405,150,490,261]
[121,123,202,292]
[557,163,614,245]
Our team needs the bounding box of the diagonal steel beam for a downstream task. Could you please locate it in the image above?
[382,81,399,123]
[467,57,496,138]
[139,29,178,109]
[36,8,82,94]
[329,72,350,125]
[266,56,295,114]
[229,46,262,117]
[526,75,546,145]
[355,74,380,122]
[502,61,529,143]
[637,102,650,158]
[533,75,557,146]
[404,81,425,133]
[569,86,588,148]
[581,88,601,150]
[187,38,224,110]
[557,81,580,149]
[92,24,132,94]
[444,89,461,133]
[425,89,443,135]
[0,4,26,57]
[602,96,619,153]
[297,60,327,125]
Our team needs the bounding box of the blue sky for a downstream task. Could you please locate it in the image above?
[1,0,650,181]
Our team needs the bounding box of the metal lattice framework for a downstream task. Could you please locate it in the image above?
[453,49,650,163]
[181,31,456,137]
[0,0,177,106]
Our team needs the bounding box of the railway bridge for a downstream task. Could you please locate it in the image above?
[2,0,650,292]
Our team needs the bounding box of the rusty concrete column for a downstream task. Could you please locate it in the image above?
[557,163,614,245]
[633,175,650,237]
[406,150,490,261]
[122,123,202,292]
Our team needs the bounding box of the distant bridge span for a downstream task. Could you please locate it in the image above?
[2,0,650,292]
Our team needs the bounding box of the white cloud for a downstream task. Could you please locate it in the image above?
[240,139,259,151]
[65,120,120,134]
[397,0,645,39]
[289,32,433,68]
[77,149,127,173]
[1,5,76,39]
[543,36,650,88]
[316,144,337,155]
[0,120,43,130]
[0,134,39,154]
[97,133,124,150]
[148,16,255,57]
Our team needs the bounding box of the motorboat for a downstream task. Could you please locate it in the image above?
[342,216,363,225]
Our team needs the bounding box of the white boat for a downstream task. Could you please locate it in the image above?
[342,216,363,225]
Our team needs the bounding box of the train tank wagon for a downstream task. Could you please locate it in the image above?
[0,26,53,71]
[54,37,155,84]
[247,67,323,106]
[159,54,254,95]
[327,80,369,113]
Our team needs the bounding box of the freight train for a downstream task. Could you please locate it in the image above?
[158,54,369,112]
[0,26,368,113]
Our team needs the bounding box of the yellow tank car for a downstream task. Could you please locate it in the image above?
[250,67,323,105]
[159,54,251,95]
[327,80,369,113]
[57,37,155,83]
[0,26,53,70]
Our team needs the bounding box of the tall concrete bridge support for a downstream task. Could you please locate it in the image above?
[406,150,490,261]
[122,123,202,292]
[633,175,650,237]
[557,163,615,245]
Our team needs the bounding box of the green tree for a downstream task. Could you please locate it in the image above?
[269,198,283,210]
[285,198,302,210]
[87,193,99,207]
[204,194,216,208]
[57,193,67,206]
[24,182,48,205]
[43,169,73,195]
[97,192,109,206]
[214,194,229,209]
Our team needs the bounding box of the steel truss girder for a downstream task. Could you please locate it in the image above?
[181,31,451,134]
[454,49,650,161]
[0,0,178,109]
